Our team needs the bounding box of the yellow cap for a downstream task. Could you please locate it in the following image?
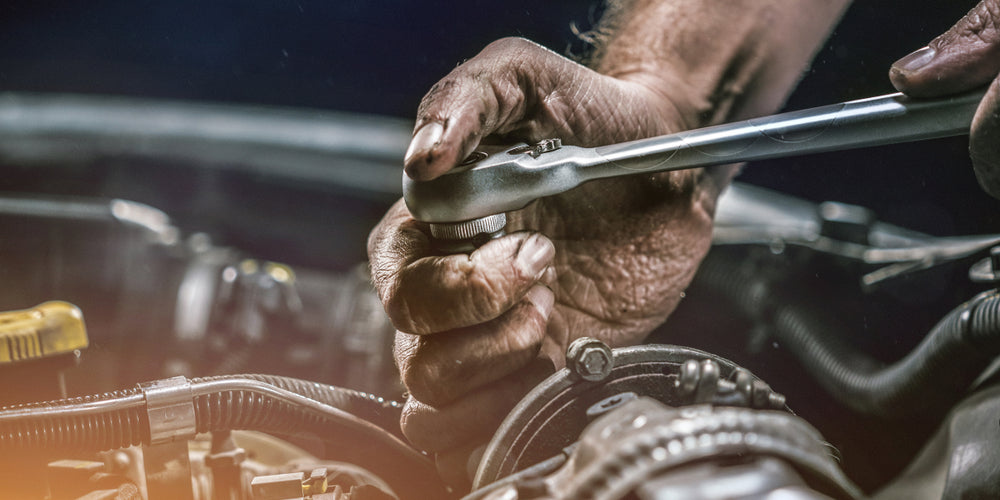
[0,301,88,364]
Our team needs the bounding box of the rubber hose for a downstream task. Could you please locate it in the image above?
[0,375,402,449]
[0,374,401,450]
[0,375,444,499]
[186,376,444,499]
[202,374,403,437]
[693,257,1000,419]
[0,389,147,450]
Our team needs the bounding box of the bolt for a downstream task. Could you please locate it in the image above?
[510,138,563,158]
[566,337,614,382]
[676,359,701,396]
[529,138,562,158]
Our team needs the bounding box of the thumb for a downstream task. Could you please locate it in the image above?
[889,0,1000,97]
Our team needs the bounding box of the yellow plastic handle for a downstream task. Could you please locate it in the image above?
[0,301,88,364]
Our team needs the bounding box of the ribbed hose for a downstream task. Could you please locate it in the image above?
[694,257,1000,419]
[0,389,147,450]
[0,375,401,449]
[0,375,447,499]
[217,374,403,437]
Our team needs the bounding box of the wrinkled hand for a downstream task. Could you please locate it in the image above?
[368,38,722,486]
[889,0,1000,198]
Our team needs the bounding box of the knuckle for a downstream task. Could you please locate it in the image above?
[399,402,439,451]
[397,342,456,406]
[956,1,1000,43]
[418,79,457,111]
[463,270,511,323]
[392,332,418,369]
[401,365,447,406]
[501,303,548,353]
[382,292,422,334]
[485,36,534,53]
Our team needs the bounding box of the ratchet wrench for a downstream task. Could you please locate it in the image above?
[403,88,985,249]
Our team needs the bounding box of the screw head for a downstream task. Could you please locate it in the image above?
[566,337,614,382]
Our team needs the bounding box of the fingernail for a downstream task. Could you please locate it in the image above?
[517,234,554,278]
[525,284,555,318]
[893,46,936,74]
[404,122,444,174]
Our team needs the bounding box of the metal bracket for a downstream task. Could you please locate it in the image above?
[139,376,197,445]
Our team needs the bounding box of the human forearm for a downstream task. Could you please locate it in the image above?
[594,0,852,129]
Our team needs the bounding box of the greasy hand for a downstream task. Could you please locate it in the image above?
[368,38,721,487]
[889,0,1000,198]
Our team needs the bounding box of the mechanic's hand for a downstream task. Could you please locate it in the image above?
[368,37,721,488]
[889,0,1000,198]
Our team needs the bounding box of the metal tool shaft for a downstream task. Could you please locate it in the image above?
[590,89,983,174]
[404,89,984,225]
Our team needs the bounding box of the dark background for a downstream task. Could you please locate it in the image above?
[0,0,995,238]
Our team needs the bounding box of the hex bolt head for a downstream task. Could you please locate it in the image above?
[566,337,614,382]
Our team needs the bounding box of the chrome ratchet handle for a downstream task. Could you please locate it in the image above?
[404,89,985,226]
[585,89,985,175]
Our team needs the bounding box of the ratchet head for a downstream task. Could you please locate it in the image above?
[404,138,577,251]
[426,213,508,253]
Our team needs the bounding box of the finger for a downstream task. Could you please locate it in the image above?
[368,199,431,284]
[380,230,555,334]
[403,37,557,181]
[890,0,1000,96]
[970,76,1000,198]
[394,285,554,407]
[400,357,554,453]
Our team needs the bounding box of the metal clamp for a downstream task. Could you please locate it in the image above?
[139,376,197,445]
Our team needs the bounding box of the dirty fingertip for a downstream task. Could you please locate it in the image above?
[404,121,445,179]
[889,46,937,92]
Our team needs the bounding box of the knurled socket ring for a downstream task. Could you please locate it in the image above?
[429,213,507,241]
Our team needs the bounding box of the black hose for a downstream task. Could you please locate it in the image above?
[205,374,404,438]
[694,256,1000,419]
[0,375,403,447]
[0,389,148,450]
[0,375,447,500]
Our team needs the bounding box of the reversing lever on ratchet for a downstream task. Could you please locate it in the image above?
[403,88,985,249]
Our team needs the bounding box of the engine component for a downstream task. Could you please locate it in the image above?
[0,301,88,365]
[0,374,446,500]
[251,468,330,500]
[464,341,860,500]
[695,257,1000,421]
[711,183,1000,289]
[873,384,1000,500]
[473,342,787,489]
[487,398,862,500]
[0,301,87,404]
